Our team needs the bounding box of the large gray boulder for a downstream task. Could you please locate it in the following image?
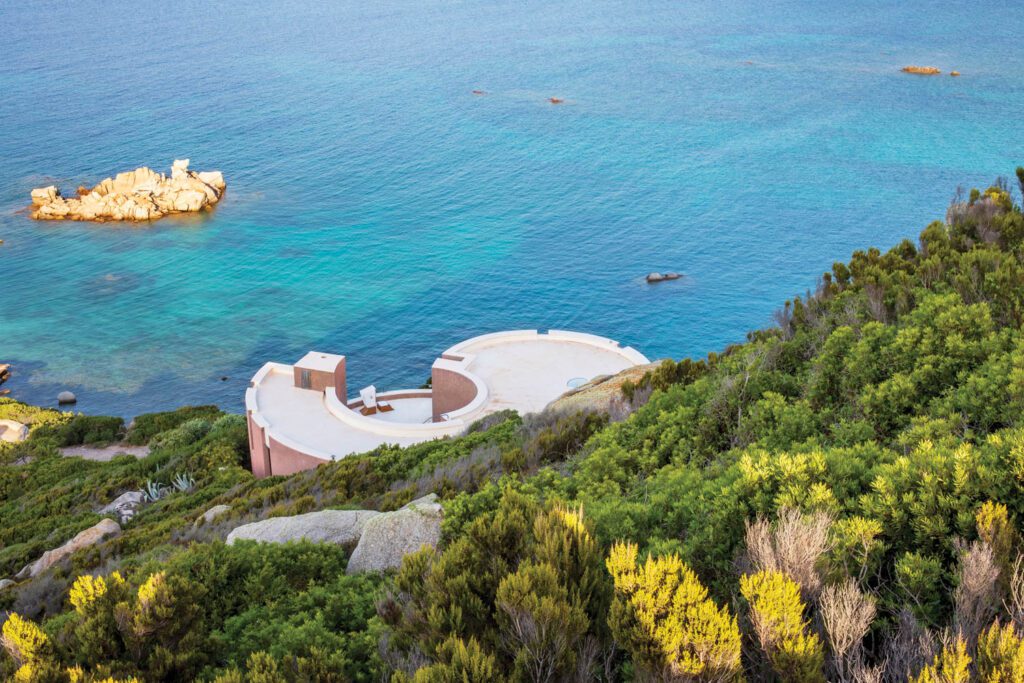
[0,579,15,592]
[16,518,121,580]
[226,509,380,546]
[346,495,443,574]
[99,491,145,524]
[0,419,28,443]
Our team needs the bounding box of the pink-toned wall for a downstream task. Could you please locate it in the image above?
[293,366,335,393]
[247,412,271,478]
[266,436,327,477]
[431,366,479,422]
[333,362,347,401]
[248,412,326,478]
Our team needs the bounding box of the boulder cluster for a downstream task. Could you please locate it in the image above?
[30,159,225,222]
[226,494,443,573]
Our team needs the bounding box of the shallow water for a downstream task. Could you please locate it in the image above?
[1,0,1022,416]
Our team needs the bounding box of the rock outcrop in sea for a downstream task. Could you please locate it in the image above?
[901,65,941,75]
[30,159,226,222]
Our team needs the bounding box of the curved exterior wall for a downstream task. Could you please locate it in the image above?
[431,364,481,422]
[246,330,649,478]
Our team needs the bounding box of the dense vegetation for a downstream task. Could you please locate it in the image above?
[3,170,1024,682]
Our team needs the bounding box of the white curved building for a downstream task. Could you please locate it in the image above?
[245,330,648,477]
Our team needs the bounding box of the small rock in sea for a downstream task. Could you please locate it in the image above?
[901,65,941,75]
[0,363,10,382]
[472,89,487,95]
[549,97,565,104]
[58,390,77,404]
[220,376,229,381]
[646,272,682,283]
[950,70,961,77]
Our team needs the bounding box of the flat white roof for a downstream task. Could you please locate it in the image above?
[294,351,344,372]
[253,368,426,459]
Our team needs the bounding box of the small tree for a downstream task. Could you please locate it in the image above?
[495,561,588,682]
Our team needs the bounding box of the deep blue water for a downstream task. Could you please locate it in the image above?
[1,0,1022,417]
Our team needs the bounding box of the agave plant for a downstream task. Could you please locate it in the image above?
[171,471,196,493]
[142,479,168,503]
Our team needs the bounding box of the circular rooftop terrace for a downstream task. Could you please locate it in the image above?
[245,330,648,477]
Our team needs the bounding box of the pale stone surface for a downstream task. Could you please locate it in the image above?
[0,579,15,591]
[30,160,226,222]
[0,419,29,443]
[16,519,121,580]
[346,495,443,574]
[196,504,231,526]
[646,272,681,283]
[99,491,145,524]
[226,509,380,545]
[58,391,76,404]
[546,362,663,415]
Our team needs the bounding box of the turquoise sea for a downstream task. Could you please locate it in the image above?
[1,0,1022,417]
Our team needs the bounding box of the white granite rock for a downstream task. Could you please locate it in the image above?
[346,495,443,574]
[99,491,145,524]
[226,509,380,546]
[30,160,226,223]
[0,419,29,443]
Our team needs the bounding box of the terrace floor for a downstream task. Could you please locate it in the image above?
[253,369,427,459]
[458,337,640,415]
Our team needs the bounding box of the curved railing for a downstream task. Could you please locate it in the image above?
[323,388,466,439]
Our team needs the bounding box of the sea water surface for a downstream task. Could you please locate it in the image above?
[1,0,1022,416]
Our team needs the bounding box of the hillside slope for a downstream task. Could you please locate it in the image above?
[3,170,1024,682]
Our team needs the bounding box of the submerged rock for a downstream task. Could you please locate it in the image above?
[226,509,380,546]
[30,159,226,222]
[16,518,121,580]
[346,495,443,574]
[0,419,29,443]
